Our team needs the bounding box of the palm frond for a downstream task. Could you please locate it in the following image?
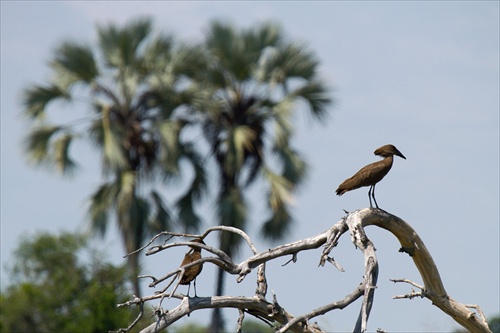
[206,21,253,81]
[231,125,256,169]
[169,144,207,233]
[261,168,295,241]
[168,44,207,79]
[203,65,229,91]
[176,189,202,233]
[256,42,319,87]
[142,33,174,68]
[277,43,318,80]
[206,20,236,60]
[260,203,293,241]
[149,190,174,232]
[50,41,99,86]
[271,97,295,148]
[87,180,120,237]
[97,17,152,69]
[118,171,136,201]
[119,67,140,104]
[291,79,332,121]
[158,119,184,173]
[275,147,308,186]
[87,115,104,149]
[252,22,282,50]
[238,22,283,80]
[53,133,78,175]
[22,85,69,119]
[263,168,295,212]
[23,125,62,166]
[181,144,208,201]
[101,105,127,171]
[254,46,280,83]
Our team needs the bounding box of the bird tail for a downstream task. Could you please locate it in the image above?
[335,187,346,196]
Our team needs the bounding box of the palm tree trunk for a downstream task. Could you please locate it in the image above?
[127,252,142,297]
[208,266,226,332]
[209,162,243,332]
[119,204,142,298]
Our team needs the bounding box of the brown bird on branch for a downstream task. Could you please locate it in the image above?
[179,238,205,297]
[336,144,406,208]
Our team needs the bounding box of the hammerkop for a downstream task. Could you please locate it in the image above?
[179,238,205,297]
[335,144,406,208]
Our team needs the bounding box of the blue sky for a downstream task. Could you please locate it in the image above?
[1,1,499,332]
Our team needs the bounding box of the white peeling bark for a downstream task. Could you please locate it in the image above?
[114,210,492,333]
[351,208,492,333]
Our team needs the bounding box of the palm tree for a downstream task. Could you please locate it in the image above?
[194,20,333,332]
[21,18,207,297]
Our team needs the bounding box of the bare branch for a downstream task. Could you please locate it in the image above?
[325,256,345,272]
[355,208,492,333]
[393,290,424,300]
[465,304,489,325]
[139,295,319,333]
[110,301,144,333]
[276,285,364,333]
[115,208,491,333]
[255,264,268,300]
[344,211,378,333]
[236,309,244,333]
[389,278,424,290]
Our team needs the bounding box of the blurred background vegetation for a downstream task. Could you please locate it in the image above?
[12,16,331,332]
[2,15,498,333]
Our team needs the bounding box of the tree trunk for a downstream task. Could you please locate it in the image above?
[209,174,240,332]
[208,267,226,332]
[127,251,142,297]
[119,205,142,298]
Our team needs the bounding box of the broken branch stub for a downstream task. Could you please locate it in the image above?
[113,210,491,333]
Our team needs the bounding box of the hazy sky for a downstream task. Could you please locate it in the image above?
[1,1,499,332]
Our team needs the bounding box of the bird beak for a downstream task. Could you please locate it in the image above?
[395,149,406,159]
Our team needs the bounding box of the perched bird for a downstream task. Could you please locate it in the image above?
[336,144,406,208]
[179,238,205,297]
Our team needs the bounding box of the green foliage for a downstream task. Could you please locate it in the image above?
[0,232,146,333]
[196,20,333,331]
[19,17,333,330]
[51,41,99,86]
[171,322,208,333]
[20,17,208,296]
[241,319,275,333]
[198,19,332,248]
[22,85,69,120]
[169,319,274,333]
[489,315,500,333]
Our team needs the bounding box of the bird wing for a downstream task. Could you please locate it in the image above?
[336,159,392,195]
[179,252,203,284]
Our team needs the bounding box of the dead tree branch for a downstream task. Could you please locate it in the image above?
[354,208,492,333]
[114,209,492,333]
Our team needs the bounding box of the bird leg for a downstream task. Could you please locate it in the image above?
[371,184,379,209]
[186,282,191,298]
[368,186,374,208]
[194,278,198,297]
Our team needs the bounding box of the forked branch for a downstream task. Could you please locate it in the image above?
[113,210,492,333]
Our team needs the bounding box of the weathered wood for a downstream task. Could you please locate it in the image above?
[114,211,491,333]
[353,208,492,333]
